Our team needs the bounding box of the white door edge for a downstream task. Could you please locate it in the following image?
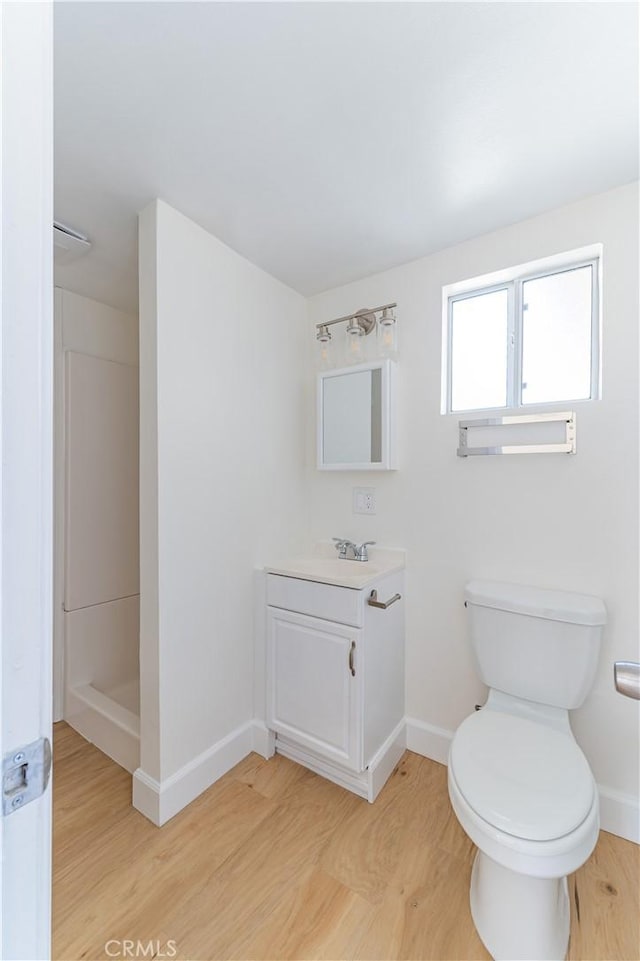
[1,3,54,959]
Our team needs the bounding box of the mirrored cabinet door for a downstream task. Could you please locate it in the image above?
[317,360,397,471]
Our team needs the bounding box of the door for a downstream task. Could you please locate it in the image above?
[267,608,363,771]
[1,3,53,959]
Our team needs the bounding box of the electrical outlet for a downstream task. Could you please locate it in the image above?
[353,487,376,515]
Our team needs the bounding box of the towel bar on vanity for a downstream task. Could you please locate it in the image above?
[368,590,402,609]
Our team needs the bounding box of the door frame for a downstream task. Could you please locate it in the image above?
[53,288,65,722]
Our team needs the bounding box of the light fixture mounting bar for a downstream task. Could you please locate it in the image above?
[315,302,397,332]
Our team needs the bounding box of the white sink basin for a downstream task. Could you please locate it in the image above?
[265,549,404,589]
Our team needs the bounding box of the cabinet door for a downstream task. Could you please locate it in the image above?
[267,608,363,771]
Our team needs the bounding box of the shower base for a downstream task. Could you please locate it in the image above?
[66,678,140,774]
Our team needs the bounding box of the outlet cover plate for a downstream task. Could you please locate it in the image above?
[353,487,376,515]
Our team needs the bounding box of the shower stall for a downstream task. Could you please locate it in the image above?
[54,287,140,772]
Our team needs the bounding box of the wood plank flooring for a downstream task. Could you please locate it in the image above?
[53,723,640,961]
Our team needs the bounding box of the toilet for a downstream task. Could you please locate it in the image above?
[448,580,607,961]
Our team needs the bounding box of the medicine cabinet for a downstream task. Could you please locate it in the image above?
[317,360,397,471]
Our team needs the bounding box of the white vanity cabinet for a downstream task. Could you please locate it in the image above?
[265,568,405,802]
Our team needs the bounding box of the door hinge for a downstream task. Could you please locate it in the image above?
[2,737,51,815]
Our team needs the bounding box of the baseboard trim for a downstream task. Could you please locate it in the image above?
[405,716,639,845]
[405,716,452,765]
[132,768,161,825]
[131,712,639,842]
[251,720,275,760]
[133,720,254,826]
[598,785,640,844]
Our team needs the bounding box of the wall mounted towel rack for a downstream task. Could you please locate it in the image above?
[457,411,576,457]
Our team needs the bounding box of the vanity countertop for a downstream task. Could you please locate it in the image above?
[265,545,405,590]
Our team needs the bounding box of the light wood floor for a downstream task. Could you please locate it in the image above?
[53,722,639,961]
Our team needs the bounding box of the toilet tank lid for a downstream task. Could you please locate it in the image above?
[465,580,607,626]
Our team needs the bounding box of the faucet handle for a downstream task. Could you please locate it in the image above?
[354,541,376,562]
[333,537,353,558]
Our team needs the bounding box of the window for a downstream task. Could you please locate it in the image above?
[443,251,600,414]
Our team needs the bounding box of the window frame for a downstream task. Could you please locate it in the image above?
[443,253,601,416]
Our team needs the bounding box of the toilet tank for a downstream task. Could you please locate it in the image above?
[465,580,606,709]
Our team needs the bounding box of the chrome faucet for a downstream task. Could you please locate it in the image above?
[333,538,376,562]
[353,541,376,562]
[333,538,356,560]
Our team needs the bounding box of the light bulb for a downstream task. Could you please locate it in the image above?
[378,307,397,355]
[348,332,363,361]
[345,316,365,363]
[316,325,333,368]
[319,342,332,368]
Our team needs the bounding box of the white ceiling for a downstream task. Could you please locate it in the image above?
[54,2,639,314]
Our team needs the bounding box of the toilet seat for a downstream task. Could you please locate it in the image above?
[450,709,594,842]
[448,757,600,881]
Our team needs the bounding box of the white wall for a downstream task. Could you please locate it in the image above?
[137,200,308,819]
[306,183,640,838]
[64,350,139,610]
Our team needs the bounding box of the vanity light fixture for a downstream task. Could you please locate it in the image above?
[317,325,332,367]
[315,302,397,366]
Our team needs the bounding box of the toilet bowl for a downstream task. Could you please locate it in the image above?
[448,699,599,960]
[449,580,606,961]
